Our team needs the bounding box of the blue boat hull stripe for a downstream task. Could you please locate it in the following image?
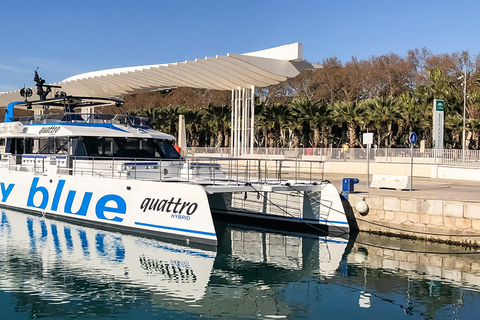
[134,221,216,237]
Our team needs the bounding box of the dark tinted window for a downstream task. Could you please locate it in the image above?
[80,137,180,159]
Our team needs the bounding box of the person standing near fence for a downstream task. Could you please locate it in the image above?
[342,143,349,161]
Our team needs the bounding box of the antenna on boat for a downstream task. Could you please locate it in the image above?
[19,85,33,109]
[33,69,62,100]
[115,100,134,126]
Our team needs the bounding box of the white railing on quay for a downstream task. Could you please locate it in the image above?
[187,147,480,167]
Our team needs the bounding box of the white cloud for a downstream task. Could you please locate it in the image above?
[0,64,27,73]
[19,57,65,70]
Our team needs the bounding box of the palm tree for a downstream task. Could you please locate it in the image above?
[416,68,460,113]
[128,108,163,130]
[182,109,205,147]
[399,93,420,134]
[469,119,480,149]
[413,69,459,147]
[158,106,186,138]
[444,113,463,148]
[257,104,291,148]
[254,101,268,147]
[362,97,402,146]
[465,92,480,149]
[290,97,332,148]
[332,101,363,147]
[415,100,434,146]
[203,103,230,147]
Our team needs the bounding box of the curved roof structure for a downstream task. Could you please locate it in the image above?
[0,43,312,107]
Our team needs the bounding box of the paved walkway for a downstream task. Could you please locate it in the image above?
[323,173,480,203]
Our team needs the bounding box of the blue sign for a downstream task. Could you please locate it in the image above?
[409,132,417,145]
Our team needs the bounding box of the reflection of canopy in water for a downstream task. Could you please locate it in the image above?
[0,43,313,156]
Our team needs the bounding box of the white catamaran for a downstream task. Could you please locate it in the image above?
[0,72,352,246]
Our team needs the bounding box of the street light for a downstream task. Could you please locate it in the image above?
[459,70,467,162]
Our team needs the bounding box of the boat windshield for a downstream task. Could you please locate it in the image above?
[80,137,181,159]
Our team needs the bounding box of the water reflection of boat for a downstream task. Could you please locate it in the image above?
[217,225,353,278]
[0,208,216,302]
[0,207,355,318]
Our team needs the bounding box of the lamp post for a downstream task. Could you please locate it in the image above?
[462,69,467,162]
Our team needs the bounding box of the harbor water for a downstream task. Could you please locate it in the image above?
[0,208,479,319]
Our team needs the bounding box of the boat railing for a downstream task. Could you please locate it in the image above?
[3,154,325,185]
[16,113,150,126]
[189,156,325,185]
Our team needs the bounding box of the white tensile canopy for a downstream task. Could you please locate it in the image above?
[0,43,313,156]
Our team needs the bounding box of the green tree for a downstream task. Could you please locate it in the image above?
[128,108,163,130]
[182,109,205,147]
[444,113,463,148]
[416,68,460,113]
[362,97,402,146]
[203,103,230,147]
[158,106,186,138]
[332,101,363,147]
[399,93,420,134]
[290,97,332,148]
[258,104,291,148]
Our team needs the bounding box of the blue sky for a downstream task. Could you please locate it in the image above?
[1,0,479,92]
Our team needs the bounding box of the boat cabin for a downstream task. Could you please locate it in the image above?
[0,82,187,180]
[1,98,181,158]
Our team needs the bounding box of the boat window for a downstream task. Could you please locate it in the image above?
[5,138,24,154]
[56,137,69,154]
[7,137,70,155]
[82,136,127,157]
[155,140,181,159]
[39,138,55,154]
[61,112,84,122]
[72,137,87,156]
[5,139,11,154]
[79,136,180,159]
[116,138,145,157]
[83,137,102,156]
[24,138,34,154]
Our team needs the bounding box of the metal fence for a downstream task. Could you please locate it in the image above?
[187,147,480,167]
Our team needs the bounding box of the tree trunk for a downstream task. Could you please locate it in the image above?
[313,127,321,148]
[348,121,356,147]
[217,130,224,147]
[268,131,275,148]
[224,128,230,147]
[293,129,300,148]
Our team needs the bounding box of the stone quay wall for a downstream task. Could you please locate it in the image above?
[348,193,480,246]
[349,233,480,289]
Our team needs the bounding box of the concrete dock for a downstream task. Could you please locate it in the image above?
[190,153,480,245]
[324,173,480,246]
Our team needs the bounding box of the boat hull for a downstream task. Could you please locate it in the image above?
[207,182,350,236]
[0,169,217,246]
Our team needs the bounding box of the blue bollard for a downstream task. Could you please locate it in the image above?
[341,178,360,200]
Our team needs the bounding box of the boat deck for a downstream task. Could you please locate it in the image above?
[3,154,327,187]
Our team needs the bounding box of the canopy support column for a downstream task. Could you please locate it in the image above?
[231,86,255,157]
